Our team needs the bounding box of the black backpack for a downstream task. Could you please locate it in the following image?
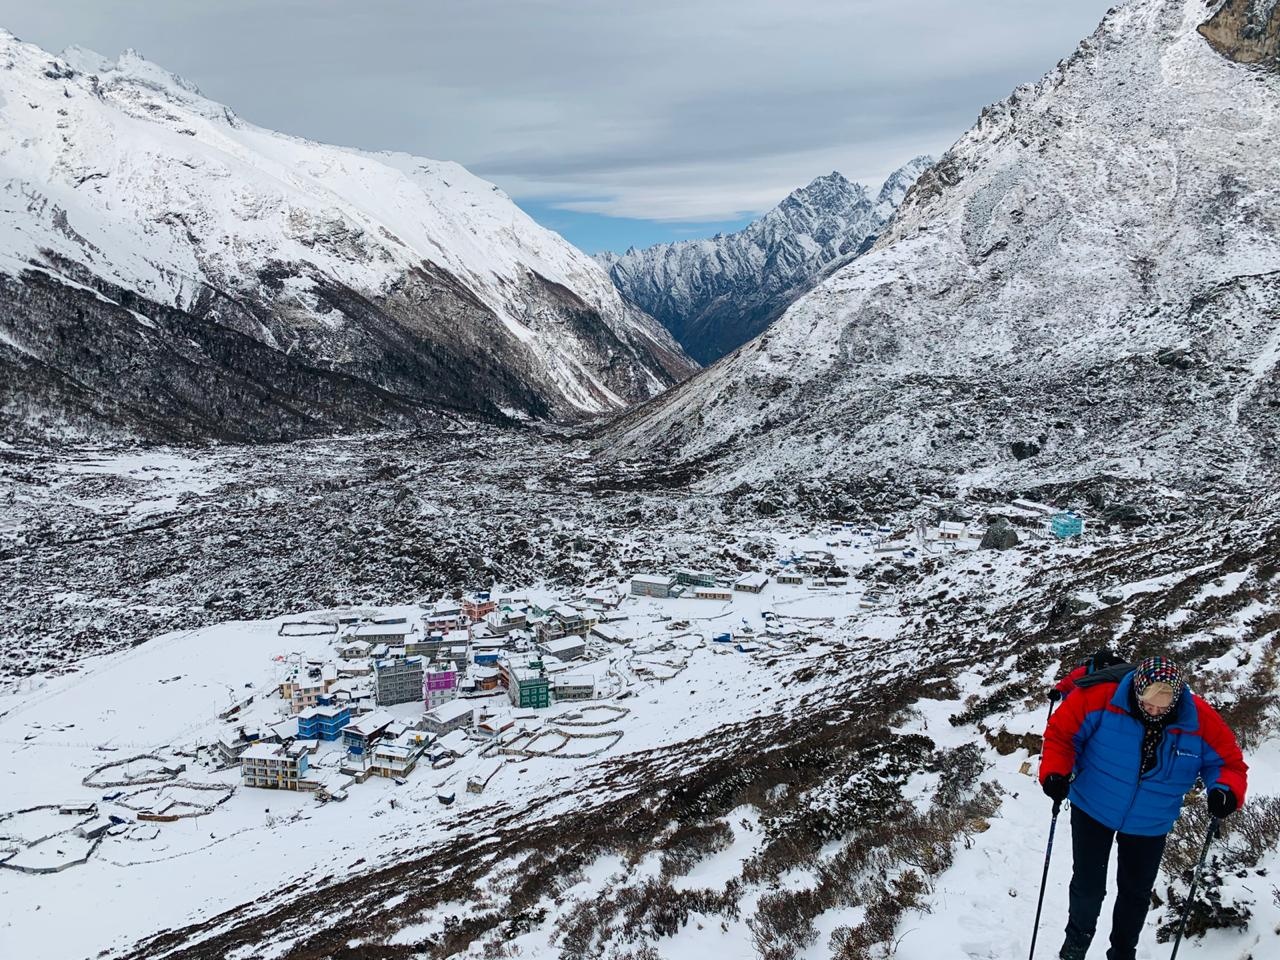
[1051,648,1133,702]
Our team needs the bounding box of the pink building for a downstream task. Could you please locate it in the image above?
[423,668,459,710]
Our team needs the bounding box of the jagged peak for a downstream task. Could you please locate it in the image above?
[789,170,866,200]
[875,155,935,204]
[97,46,206,97]
[806,170,851,188]
[58,44,113,74]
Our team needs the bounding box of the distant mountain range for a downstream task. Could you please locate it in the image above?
[596,158,932,365]
[0,31,695,444]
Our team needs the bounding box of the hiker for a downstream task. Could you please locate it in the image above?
[1039,656,1248,960]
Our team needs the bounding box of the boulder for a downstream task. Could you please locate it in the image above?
[1102,504,1149,527]
[1010,439,1041,461]
[980,518,1020,550]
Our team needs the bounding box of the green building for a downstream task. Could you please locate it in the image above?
[675,568,716,588]
[510,668,550,709]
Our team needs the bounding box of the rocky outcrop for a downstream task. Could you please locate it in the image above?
[1199,0,1280,70]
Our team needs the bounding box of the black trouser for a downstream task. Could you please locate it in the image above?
[1061,806,1167,960]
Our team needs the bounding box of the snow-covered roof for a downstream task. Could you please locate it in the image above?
[241,743,285,761]
[436,730,471,754]
[269,718,299,740]
[426,700,476,724]
[631,574,676,586]
[351,622,415,638]
[344,710,396,737]
[296,705,348,719]
[540,636,586,655]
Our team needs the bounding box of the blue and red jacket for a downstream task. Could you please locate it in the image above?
[1040,670,1248,836]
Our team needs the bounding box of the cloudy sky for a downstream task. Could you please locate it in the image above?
[0,0,1114,252]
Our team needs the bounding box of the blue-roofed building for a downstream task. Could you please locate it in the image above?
[296,704,351,741]
[1051,512,1085,539]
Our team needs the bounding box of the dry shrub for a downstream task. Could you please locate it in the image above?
[1156,794,1280,942]
[748,888,823,960]
[658,819,735,880]
[1209,624,1280,751]
[744,742,1001,960]
[556,877,739,960]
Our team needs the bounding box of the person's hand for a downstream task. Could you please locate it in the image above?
[1042,773,1069,803]
[1207,788,1237,818]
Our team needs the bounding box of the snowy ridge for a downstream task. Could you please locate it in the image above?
[603,0,1280,494]
[0,30,694,439]
[597,159,932,365]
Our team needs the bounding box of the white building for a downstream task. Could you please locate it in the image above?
[538,635,587,662]
[423,699,476,735]
[694,586,733,600]
[630,574,676,599]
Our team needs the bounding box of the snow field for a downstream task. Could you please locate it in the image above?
[0,530,888,959]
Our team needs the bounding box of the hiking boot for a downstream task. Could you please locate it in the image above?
[1058,938,1089,960]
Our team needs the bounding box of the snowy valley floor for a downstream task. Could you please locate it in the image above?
[1,435,1278,960]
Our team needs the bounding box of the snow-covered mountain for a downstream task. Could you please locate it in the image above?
[596,159,932,365]
[604,0,1280,495]
[0,32,695,443]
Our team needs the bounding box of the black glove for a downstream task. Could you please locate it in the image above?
[1048,689,1063,704]
[1042,773,1070,803]
[1207,788,1237,818]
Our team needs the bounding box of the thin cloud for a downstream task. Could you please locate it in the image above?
[0,0,1116,222]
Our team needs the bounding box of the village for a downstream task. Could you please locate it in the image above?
[205,499,1086,803]
[0,497,1089,959]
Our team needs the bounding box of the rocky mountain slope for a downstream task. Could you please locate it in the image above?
[0,32,695,443]
[602,0,1280,497]
[596,159,931,365]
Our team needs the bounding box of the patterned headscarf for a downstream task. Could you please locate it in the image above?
[1132,655,1183,714]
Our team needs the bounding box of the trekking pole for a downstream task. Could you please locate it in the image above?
[1028,798,1063,960]
[1168,816,1221,960]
